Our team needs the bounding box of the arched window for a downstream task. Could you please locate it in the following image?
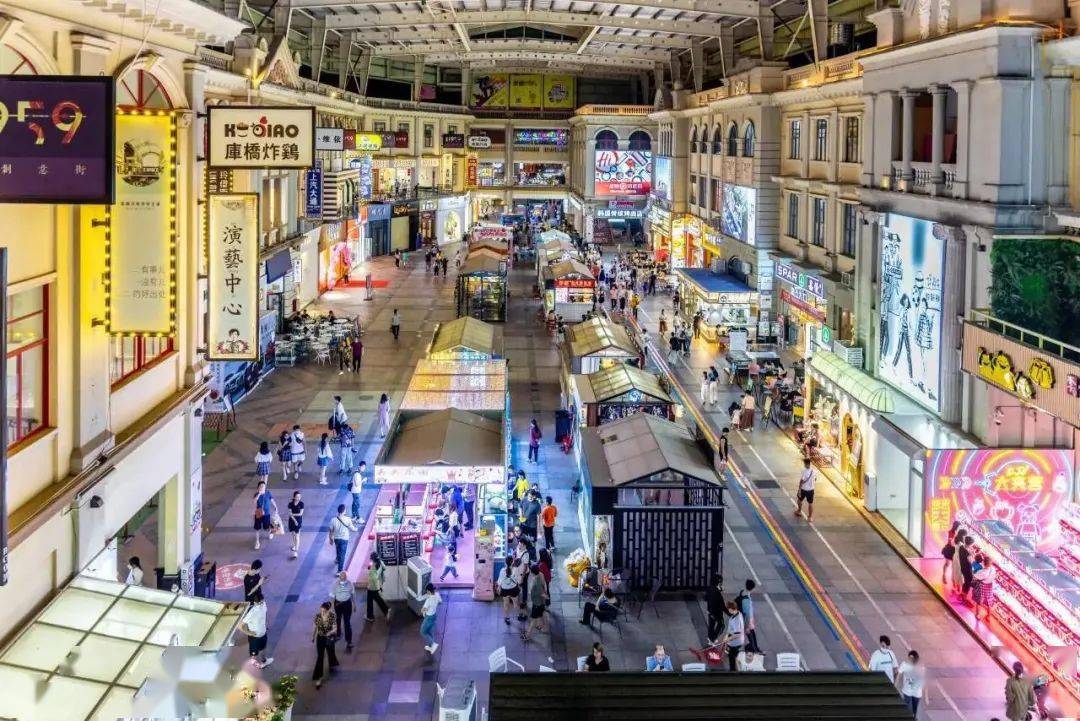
[727,123,739,157]
[595,129,618,151]
[628,130,651,151]
[1,44,36,75]
[117,69,173,110]
[743,121,756,158]
[712,125,723,154]
[689,126,698,154]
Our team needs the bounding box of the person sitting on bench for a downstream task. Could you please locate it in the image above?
[580,588,620,626]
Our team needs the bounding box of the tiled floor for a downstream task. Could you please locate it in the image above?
[192,244,1033,721]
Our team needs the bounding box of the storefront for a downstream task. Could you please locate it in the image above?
[570,363,675,428]
[542,260,597,322]
[365,202,392,256]
[371,157,415,196]
[318,220,351,293]
[647,205,672,263]
[436,195,470,246]
[419,199,437,243]
[561,316,642,403]
[391,200,417,251]
[515,197,566,224]
[477,161,506,187]
[456,253,508,322]
[513,163,566,187]
[774,261,829,357]
[595,205,646,247]
[472,192,507,221]
[674,267,760,344]
[428,315,500,360]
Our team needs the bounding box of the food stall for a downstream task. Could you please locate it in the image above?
[570,363,676,427]
[560,316,642,403]
[578,413,725,589]
[456,252,508,322]
[428,315,500,360]
[541,259,597,322]
[674,267,760,344]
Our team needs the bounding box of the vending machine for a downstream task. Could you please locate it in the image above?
[472,517,497,600]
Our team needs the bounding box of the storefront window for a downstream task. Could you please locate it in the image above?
[811,197,826,246]
[7,286,49,447]
[110,336,175,386]
[513,163,565,187]
[423,124,434,149]
[478,161,506,187]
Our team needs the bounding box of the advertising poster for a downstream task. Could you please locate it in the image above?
[594,150,652,196]
[720,184,757,246]
[471,73,509,108]
[510,74,542,109]
[513,129,568,147]
[207,106,315,169]
[343,129,356,150]
[466,154,479,188]
[924,449,1073,555]
[304,159,323,219]
[878,213,944,411]
[0,75,114,204]
[315,127,344,151]
[543,75,576,109]
[653,156,673,200]
[107,112,176,335]
[354,133,382,151]
[358,155,373,199]
[207,194,260,361]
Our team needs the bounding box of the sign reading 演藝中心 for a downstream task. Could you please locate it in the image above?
[208,194,260,360]
[0,76,115,204]
[207,106,315,169]
[108,112,177,335]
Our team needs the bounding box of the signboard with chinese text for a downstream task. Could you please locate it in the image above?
[467,135,492,149]
[394,131,409,148]
[315,127,344,151]
[207,194,259,360]
[355,133,382,151]
[0,76,114,204]
[107,112,177,335]
[775,262,826,299]
[780,289,826,323]
[442,133,465,149]
[509,74,542,108]
[358,155,372,199]
[441,153,454,188]
[305,160,323,219]
[542,75,575,109]
[923,449,1073,556]
[554,278,595,289]
[207,106,314,169]
[466,155,479,188]
[594,150,652,196]
[367,203,391,222]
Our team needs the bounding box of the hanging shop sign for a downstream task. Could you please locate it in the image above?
[304,159,323,219]
[355,133,383,151]
[554,278,595,289]
[358,155,373,199]
[106,111,177,336]
[442,133,465,149]
[207,193,260,360]
[467,135,492,149]
[207,106,315,169]
[596,207,645,220]
[775,262,826,300]
[466,154,479,188]
[780,289,826,323]
[441,153,454,188]
[315,127,344,151]
[342,129,356,150]
[0,75,115,204]
[392,202,416,217]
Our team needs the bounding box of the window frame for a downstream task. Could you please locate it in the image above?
[787,193,800,240]
[813,118,828,162]
[727,123,739,157]
[789,118,802,160]
[811,196,827,247]
[843,116,860,164]
[743,121,756,158]
[841,203,858,257]
[8,285,49,450]
[110,335,177,388]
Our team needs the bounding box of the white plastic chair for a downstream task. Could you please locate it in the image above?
[681,663,707,672]
[775,652,802,671]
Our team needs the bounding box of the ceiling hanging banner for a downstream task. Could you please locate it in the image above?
[207,106,315,169]
[471,73,509,108]
[207,194,260,360]
[106,111,177,336]
[543,75,576,110]
[509,74,542,109]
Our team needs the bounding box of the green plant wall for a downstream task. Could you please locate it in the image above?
[989,238,1080,347]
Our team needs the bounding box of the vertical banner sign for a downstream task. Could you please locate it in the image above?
[441,153,453,188]
[305,159,323,219]
[107,111,177,335]
[466,154,479,188]
[359,155,373,200]
[208,194,259,360]
[0,248,7,586]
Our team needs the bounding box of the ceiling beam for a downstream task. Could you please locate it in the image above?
[462,63,638,78]
[453,23,472,51]
[370,39,669,61]
[347,28,698,49]
[260,0,751,12]
[576,26,601,54]
[419,50,664,67]
[325,9,747,33]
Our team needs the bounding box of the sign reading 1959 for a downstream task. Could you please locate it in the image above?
[0,76,115,204]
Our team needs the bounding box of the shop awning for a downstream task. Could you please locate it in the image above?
[808,351,901,413]
[543,259,594,281]
[429,316,497,358]
[469,239,510,256]
[587,413,721,487]
[382,408,503,467]
[675,267,756,298]
[468,246,509,262]
[401,359,507,412]
[539,238,575,253]
[460,254,507,276]
[574,364,672,405]
[567,316,638,357]
[539,229,571,243]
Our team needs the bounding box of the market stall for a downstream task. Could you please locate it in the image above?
[428,315,500,360]
[456,253,508,322]
[541,259,597,322]
[578,413,725,590]
[561,316,641,398]
[570,363,676,428]
[674,267,760,344]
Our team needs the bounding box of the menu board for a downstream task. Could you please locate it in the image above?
[375,529,401,565]
[400,530,422,561]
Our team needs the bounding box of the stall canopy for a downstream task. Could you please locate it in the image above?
[460,253,507,276]
[429,316,498,359]
[567,316,638,358]
[539,229,572,244]
[539,238,575,254]
[468,246,510,262]
[401,358,507,412]
[469,239,510,256]
[808,350,903,413]
[675,267,756,300]
[574,364,672,405]
[586,413,720,487]
[381,408,503,468]
[542,259,594,284]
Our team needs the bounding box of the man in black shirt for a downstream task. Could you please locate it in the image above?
[705,573,725,642]
[718,427,730,466]
[243,559,265,602]
[584,642,611,672]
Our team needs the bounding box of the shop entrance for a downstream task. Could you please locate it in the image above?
[370,220,390,256]
[841,415,864,499]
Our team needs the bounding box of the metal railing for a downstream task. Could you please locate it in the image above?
[196,47,231,71]
[969,308,1080,364]
[573,104,652,116]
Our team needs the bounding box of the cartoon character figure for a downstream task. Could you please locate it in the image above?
[1015,373,1036,401]
[1015,503,1041,546]
[977,347,994,380]
[990,499,1015,528]
[989,351,1017,391]
[1028,358,1055,390]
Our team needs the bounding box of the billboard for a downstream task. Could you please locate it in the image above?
[878,214,945,412]
[472,73,509,108]
[510,74,542,109]
[0,75,114,204]
[924,449,1073,556]
[315,127,344,151]
[442,133,465,149]
[543,75,576,109]
[653,156,673,201]
[207,106,315,169]
[207,194,260,360]
[107,112,177,335]
[594,150,652,196]
[513,129,568,147]
[720,184,757,246]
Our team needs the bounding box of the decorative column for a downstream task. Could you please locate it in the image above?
[929,83,948,191]
[936,223,968,425]
[950,80,971,200]
[900,89,916,184]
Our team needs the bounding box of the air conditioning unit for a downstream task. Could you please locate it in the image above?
[832,340,864,368]
[439,678,477,721]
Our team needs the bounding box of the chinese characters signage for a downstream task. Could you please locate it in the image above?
[923,449,1073,556]
[466,155,479,188]
[107,112,177,335]
[355,133,382,151]
[554,278,595,289]
[775,262,825,299]
[315,127,344,151]
[467,135,492,149]
[207,106,314,169]
[442,133,465,149]
[0,75,114,204]
[305,159,323,219]
[208,194,259,360]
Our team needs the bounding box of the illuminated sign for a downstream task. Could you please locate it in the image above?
[466,155,479,187]
[924,449,1073,555]
[392,202,415,217]
[305,159,323,219]
[343,129,355,150]
[554,278,595,289]
[373,465,504,485]
[781,289,826,323]
[207,106,315,169]
[775,262,825,299]
[207,194,259,360]
[720,184,757,246]
[596,208,645,220]
[442,133,465,148]
[652,156,672,201]
[468,135,492,149]
[594,150,652,196]
[315,127,344,151]
[355,132,383,151]
[0,75,114,204]
[394,131,409,148]
[513,128,568,147]
[106,111,177,336]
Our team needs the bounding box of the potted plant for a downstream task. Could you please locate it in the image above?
[244,674,298,721]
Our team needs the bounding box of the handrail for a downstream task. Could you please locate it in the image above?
[968,308,1080,364]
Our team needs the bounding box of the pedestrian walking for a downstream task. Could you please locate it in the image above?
[394,249,401,269]
[658,309,668,336]
[708,366,719,405]
[941,521,960,586]
[497,558,520,625]
[740,392,756,431]
[761,393,774,430]
[794,458,816,522]
[239,592,273,669]
[317,433,332,485]
[520,489,541,541]
[527,419,542,463]
[541,496,558,552]
[718,427,730,466]
[330,571,356,652]
[350,461,366,521]
[950,529,966,590]
[289,425,306,478]
[705,574,725,642]
[972,557,996,620]
[287,490,304,558]
[700,371,710,405]
[330,395,347,431]
[439,542,459,581]
[1004,663,1036,721]
[630,292,640,320]
[328,504,357,574]
[123,556,144,586]
[254,442,272,486]
[522,564,549,641]
[958,534,975,600]
[736,579,760,653]
[462,484,476,530]
[378,393,392,437]
[897,650,929,717]
[253,482,278,551]
[351,337,363,373]
[312,601,340,688]
[419,583,442,654]
[868,635,899,682]
[667,333,680,365]
[719,600,745,671]
[390,309,401,340]
[276,431,293,481]
[337,423,355,474]
[243,559,265,602]
[365,552,391,621]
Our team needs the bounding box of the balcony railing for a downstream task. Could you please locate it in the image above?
[969,308,1080,364]
[887,161,956,193]
[196,47,231,71]
[782,53,864,90]
[573,104,652,116]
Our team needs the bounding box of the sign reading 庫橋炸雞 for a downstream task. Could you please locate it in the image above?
[207,106,315,169]
[207,194,260,361]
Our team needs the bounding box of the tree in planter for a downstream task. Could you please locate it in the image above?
[989,238,1080,347]
[244,674,298,721]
